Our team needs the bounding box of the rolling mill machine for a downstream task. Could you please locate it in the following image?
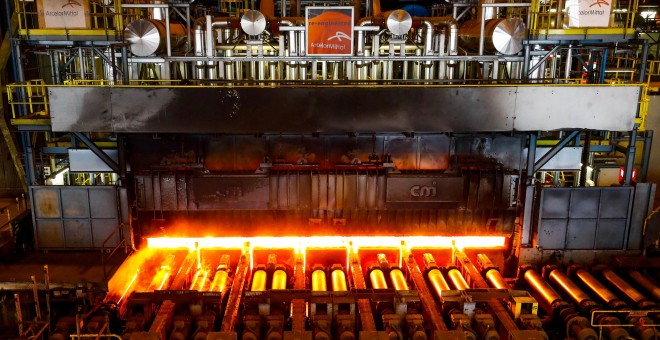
[0,0,659,339]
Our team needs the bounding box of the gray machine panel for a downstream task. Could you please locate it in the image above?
[49,85,639,133]
[537,187,634,250]
[31,186,120,249]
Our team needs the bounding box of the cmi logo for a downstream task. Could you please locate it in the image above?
[410,182,437,197]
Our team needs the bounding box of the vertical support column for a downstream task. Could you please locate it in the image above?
[640,131,653,182]
[639,40,649,83]
[522,133,537,247]
[579,131,591,187]
[624,129,638,186]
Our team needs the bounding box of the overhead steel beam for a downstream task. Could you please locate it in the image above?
[533,130,581,173]
[72,132,120,173]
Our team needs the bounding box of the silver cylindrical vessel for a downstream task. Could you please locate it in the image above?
[458,18,525,55]
[124,19,187,57]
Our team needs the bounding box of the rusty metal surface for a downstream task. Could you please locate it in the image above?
[31,186,119,249]
[169,251,197,290]
[148,300,175,338]
[403,252,449,332]
[291,254,306,333]
[221,254,250,332]
[454,251,519,335]
[49,85,640,133]
[350,253,376,332]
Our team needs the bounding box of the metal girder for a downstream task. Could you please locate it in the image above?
[402,251,449,332]
[527,45,561,77]
[0,16,28,192]
[533,131,581,173]
[72,132,120,173]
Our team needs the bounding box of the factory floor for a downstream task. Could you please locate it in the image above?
[0,251,128,286]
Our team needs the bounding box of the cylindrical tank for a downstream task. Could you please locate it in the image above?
[124,19,188,57]
[458,18,525,55]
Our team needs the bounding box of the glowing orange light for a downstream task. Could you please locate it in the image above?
[118,272,139,304]
[157,273,170,291]
[145,236,504,251]
[453,236,506,251]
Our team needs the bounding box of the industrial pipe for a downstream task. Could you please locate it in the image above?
[332,269,348,291]
[312,269,327,292]
[447,269,469,290]
[272,269,287,290]
[390,269,409,291]
[370,269,388,289]
[628,270,660,302]
[251,270,267,292]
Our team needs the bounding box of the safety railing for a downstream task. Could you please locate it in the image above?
[529,0,638,34]
[13,0,123,38]
[6,80,49,118]
[101,223,130,280]
[0,195,28,230]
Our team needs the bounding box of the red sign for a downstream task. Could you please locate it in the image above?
[306,7,354,56]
